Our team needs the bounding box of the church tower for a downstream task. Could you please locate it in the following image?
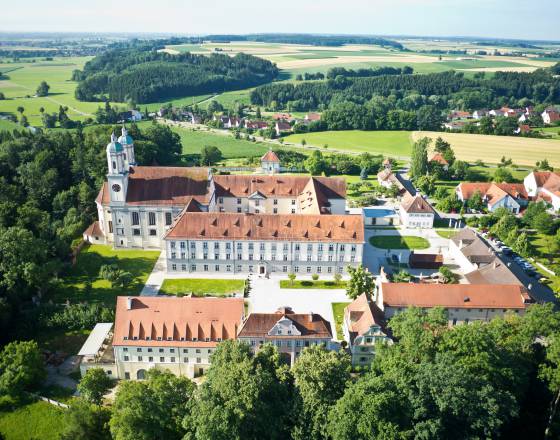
[106,132,128,204]
[118,125,136,168]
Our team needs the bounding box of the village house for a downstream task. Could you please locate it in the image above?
[524,170,560,211]
[399,193,435,228]
[237,307,333,365]
[447,110,472,120]
[473,109,489,119]
[542,108,560,125]
[429,152,449,171]
[275,120,292,136]
[455,182,528,213]
[377,160,405,191]
[245,120,269,130]
[79,296,245,380]
[163,211,364,276]
[375,281,532,325]
[273,112,292,121]
[443,121,466,131]
[304,112,321,122]
[343,294,391,367]
[260,149,281,174]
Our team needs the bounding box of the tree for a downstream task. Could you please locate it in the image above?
[439,266,458,284]
[36,81,50,97]
[467,190,485,212]
[416,174,436,196]
[292,345,351,440]
[78,367,113,405]
[416,105,443,131]
[61,398,112,440]
[540,333,560,438]
[494,167,514,183]
[533,211,555,235]
[512,232,534,257]
[199,145,223,166]
[111,369,195,440]
[346,264,374,300]
[392,269,411,283]
[288,272,296,286]
[304,150,326,175]
[333,272,342,285]
[16,106,24,115]
[410,137,429,179]
[536,159,553,171]
[0,340,46,397]
[255,107,261,118]
[183,341,293,440]
[99,264,120,286]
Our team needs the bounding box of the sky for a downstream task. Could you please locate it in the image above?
[1,0,559,41]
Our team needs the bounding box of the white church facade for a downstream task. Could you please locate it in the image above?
[84,129,364,274]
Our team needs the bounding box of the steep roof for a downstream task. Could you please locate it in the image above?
[464,259,524,286]
[400,194,435,214]
[450,228,495,265]
[213,175,346,200]
[261,150,280,163]
[457,182,528,206]
[113,296,245,347]
[237,310,332,339]
[97,166,211,206]
[429,153,449,166]
[164,212,364,243]
[83,221,104,238]
[344,294,388,343]
[380,283,531,309]
[542,172,560,193]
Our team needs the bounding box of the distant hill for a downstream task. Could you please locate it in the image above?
[73,45,278,104]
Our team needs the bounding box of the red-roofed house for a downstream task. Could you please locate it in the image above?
[429,153,449,171]
[542,108,560,125]
[261,149,281,174]
[456,182,528,213]
[275,121,292,136]
[524,171,560,211]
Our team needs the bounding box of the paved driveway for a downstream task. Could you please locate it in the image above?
[248,277,350,340]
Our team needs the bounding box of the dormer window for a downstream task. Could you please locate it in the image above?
[167,337,172,341]
[157,337,162,341]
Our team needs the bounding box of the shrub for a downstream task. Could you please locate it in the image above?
[311,274,319,281]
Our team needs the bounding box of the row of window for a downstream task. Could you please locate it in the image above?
[248,339,324,348]
[130,211,173,226]
[122,335,220,342]
[122,355,206,363]
[122,347,212,354]
[170,252,355,262]
[170,263,345,273]
[171,241,356,253]
[218,197,296,205]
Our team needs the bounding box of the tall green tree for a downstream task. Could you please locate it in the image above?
[346,264,374,300]
[410,137,429,179]
[0,340,46,397]
[78,367,113,405]
[61,398,112,440]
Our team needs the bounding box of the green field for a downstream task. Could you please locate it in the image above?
[369,235,430,250]
[435,229,457,239]
[0,57,125,125]
[159,278,245,296]
[171,126,271,159]
[0,119,19,131]
[0,401,67,440]
[279,280,347,289]
[284,130,413,157]
[331,302,350,340]
[54,244,160,306]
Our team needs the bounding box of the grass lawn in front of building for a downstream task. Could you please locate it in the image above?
[369,235,430,250]
[331,302,350,340]
[279,280,347,289]
[435,229,457,239]
[54,244,160,306]
[159,278,246,296]
[0,400,67,440]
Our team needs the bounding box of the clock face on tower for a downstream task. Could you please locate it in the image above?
[112,184,121,193]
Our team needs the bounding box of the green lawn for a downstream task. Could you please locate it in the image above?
[0,401,67,440]
[279,280,347,289]
[54,244,160,306]
[331,302,350,341]
[435,229,457,239]
[159,278,245,296]
[0,119,19,131]
[527,232,560,295]
[283,130,413,157]
[369,235,430,250]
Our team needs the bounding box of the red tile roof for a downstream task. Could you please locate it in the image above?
[344,294,387,342]
[400,194,435,214]
[429,153,449,166]
[457,182,528,206]
[237,308,332,339]
[261,150,280,163]
[164,212,364,242]
[113,296,244,347]
[83,221,104,238]
[380,283,531,309]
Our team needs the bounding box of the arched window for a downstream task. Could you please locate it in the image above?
[136,369,147,380]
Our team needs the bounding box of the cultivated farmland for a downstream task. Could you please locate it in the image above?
[412,131,560,168]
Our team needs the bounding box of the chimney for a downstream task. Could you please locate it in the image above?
[127,297,133,310]
[459,239,463,249]
[308,312,314,322]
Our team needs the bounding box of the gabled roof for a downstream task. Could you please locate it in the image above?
[429,152,449,166]
[261,150,280,163]
[457,182,528,206]
[164,212,364,243]
[113,296,245,347]
[344,294,388,343]
[276,121,291,130]
[237,309,332,339]
[83,221,104,238]
[400,193,435,214]
[380,283,531,309]
[465,259,524,287]
[450,228,495,265]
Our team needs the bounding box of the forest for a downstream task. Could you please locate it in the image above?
[251,67,560,112]
[0,123,182,343]
[74,47,279,103]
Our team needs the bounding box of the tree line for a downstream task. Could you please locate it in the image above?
[74,47,278,103]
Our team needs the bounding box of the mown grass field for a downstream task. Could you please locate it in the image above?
[331,302,350,340]
[159,279,245,296]
[54,244,160,306]
[0,119,19,131]
[279,280,347,289]
[369,235,430,250]
[284,130,413,157]
[412,131,560,168]
[0,56,124,125]
[0,401,67,440]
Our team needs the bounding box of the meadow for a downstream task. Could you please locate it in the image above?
[283,130,413,157]
[0,401,67,440]
[412,131,560,168]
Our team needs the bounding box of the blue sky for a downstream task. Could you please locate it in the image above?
[2,0,559,41]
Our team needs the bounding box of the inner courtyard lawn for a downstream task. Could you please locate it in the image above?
[0,401,67,440]
[331,302,350,340]
[369,235,430,250]
[279,280,347,289]
[54,244,160,306]
[159,278,246,296]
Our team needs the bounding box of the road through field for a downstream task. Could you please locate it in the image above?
[412,131,560,168]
